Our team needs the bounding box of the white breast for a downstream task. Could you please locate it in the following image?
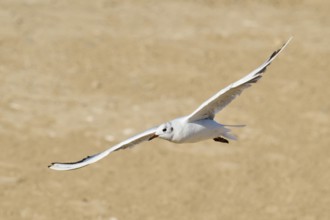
[171,119,228,143]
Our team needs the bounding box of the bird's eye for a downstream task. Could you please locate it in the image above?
[162,128,167,132]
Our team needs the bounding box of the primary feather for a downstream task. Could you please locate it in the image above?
[49,127,157,170]
[187,37,292,122]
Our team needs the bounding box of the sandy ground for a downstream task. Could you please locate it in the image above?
[0,0,329,219]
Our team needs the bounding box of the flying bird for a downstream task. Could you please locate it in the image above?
[49,38,292,171]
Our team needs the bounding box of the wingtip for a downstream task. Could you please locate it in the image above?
[48,162,85,171]
[267,37,292,62]
[281,36,293,49]
[286,36,293,44]
[48,154,100,171]
[48,162,60,170]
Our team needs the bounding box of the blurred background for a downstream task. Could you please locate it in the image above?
[0,0,329,219]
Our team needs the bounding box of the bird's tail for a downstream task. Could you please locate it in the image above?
[222,124,246,140]
[222,131,238,141]
[222,124,246,128]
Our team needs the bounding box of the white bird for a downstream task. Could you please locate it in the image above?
[49,38,292,171]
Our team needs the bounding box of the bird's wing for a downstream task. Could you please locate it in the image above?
[186,38,292,122]
[48,127,158,171]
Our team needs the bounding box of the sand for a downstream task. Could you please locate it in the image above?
[0,0,329,219]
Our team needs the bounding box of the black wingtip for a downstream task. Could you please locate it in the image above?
[269,50,279,60]
[48,155,94,169]
[268,38,292,61]
[257,38,292,75]
[257,49,280,74]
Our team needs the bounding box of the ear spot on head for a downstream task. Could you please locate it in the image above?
[171,127,174,132]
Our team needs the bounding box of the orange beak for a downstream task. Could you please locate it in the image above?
[148,134,158,141]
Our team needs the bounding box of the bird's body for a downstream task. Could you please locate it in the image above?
[161,117,235,143]
[49,38,292,171]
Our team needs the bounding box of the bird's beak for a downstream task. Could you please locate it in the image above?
[148,134,158,141]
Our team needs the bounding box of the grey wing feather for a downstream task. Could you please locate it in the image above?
[187,38,292,122]
[48,127,157,171]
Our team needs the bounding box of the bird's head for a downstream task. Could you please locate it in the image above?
[149,122,174,141]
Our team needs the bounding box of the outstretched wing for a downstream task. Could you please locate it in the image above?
[48,127,157,171]
[186,38,292,122]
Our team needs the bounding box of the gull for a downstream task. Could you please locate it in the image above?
[49,38,291,171]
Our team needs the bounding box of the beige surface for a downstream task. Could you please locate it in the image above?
[0,0,329,219]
